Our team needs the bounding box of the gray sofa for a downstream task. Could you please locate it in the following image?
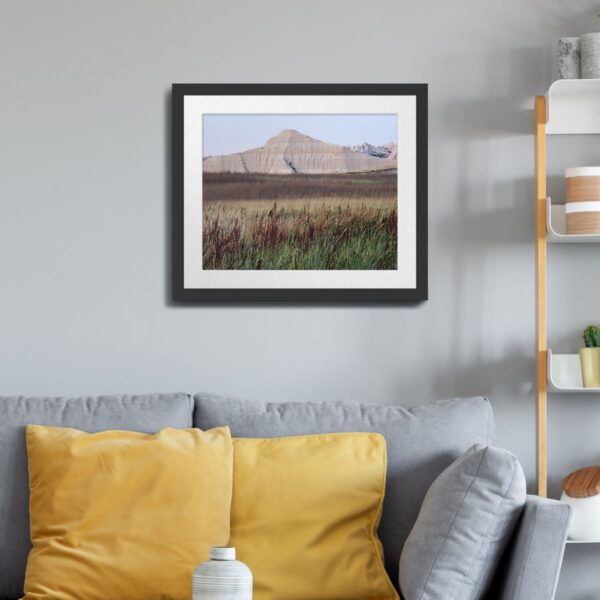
[0,393,570,600]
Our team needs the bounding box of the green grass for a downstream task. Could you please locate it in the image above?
[202,172,398,270]
[203,202,397,270]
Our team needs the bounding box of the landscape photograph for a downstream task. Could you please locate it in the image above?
[202,114,398,271]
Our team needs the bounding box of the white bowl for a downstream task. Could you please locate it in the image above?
[561,491,600,541]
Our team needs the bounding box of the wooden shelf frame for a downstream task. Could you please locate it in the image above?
[535,95,548,497]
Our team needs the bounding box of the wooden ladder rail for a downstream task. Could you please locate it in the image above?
[535,95,548,498]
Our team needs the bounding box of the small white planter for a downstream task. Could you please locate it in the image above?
[193,547,252,600]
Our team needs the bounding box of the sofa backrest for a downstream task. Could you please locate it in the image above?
[194,394,495,588]
[0,393,193,600]
[0,393,494,598]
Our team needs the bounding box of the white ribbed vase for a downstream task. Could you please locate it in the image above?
[193,547,252,600]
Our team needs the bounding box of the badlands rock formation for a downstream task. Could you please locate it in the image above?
[203,129,397,175]
[350,141,397,159]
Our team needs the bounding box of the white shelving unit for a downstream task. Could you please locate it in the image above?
[536,80,600,499]
[546,197,600,243]
[545,79,600,135]
[537,80,600,565]
[549,347,600,547]
[547,350,600,393]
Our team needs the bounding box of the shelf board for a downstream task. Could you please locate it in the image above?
[566,539,600,544]
[546,79,600,134]
[546,197,600,243]
[548,349,600,393]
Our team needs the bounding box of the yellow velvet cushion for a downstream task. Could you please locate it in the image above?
[23,425,233,600]
[230,433,399,600]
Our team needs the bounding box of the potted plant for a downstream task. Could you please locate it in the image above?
[580,325,600,387]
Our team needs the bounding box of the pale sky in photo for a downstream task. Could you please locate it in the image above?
[202,114,398,156]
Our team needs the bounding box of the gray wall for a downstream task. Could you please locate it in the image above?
[1,1,598,597]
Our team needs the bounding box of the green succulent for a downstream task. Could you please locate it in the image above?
[583,325,600,347]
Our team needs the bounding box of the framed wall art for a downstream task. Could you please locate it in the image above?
[172,84,427,303]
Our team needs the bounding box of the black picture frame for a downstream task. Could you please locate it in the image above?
[172,83,428,303]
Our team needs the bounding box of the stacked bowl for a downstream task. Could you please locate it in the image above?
[566,167,600,235]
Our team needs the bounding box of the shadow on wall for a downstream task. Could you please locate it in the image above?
[431,174,536,400]
[555,543,600,600]
[423,46,553,405]
[431,350,535,403]
[437,47,551,138]
[547,173,567,202]
[437,178,535,246]
[548,476,567,501]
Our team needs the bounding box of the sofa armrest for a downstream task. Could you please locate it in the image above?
[489,495,571,600]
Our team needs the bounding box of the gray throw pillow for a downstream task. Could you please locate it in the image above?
[399,445,526,600]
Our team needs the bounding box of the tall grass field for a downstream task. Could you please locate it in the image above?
[202,172,397,270]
